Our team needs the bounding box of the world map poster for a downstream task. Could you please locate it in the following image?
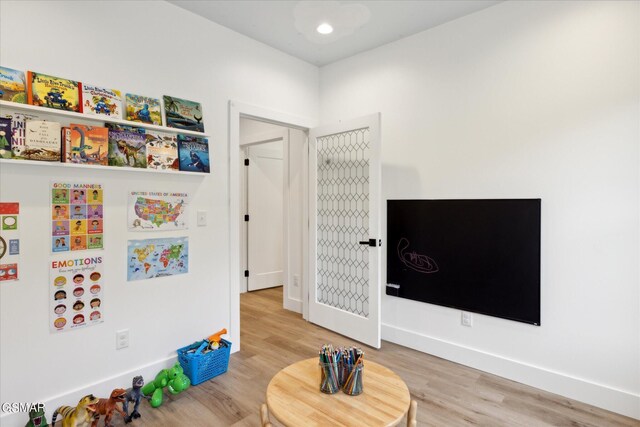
[127,237,188,281]
[127,191,189,231]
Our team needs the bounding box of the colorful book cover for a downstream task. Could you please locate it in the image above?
[1,113,39,159]
[145,131,179,171]
[0,117,11,158]
[125,93,162,125]
[108,129,147,168]
[27,71,81,112]
[0,66,27,103]
[104,122,145,134]
[177,134,210,173]
[63,124,109,165]
[163,95,204,132]
[24,120,62,161]
[80,84,122,118]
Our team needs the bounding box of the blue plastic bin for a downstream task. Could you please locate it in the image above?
[177,338,231,385]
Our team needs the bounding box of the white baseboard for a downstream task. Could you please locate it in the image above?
[283,296,302,313]
[382,323,640,420]
[0,355,178,427]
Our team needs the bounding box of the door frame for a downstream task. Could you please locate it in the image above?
[240,129,287,294]
[229,100,316,350]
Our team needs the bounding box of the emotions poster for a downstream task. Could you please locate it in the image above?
[50,255,104,332]
[51,182,104,252]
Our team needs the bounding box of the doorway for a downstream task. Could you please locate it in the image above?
[230,102,315,349]
[230,101,382,351]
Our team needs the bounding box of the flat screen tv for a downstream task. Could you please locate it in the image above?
[386,199,541,325]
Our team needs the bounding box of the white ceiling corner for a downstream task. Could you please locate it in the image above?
[167,0,503,66]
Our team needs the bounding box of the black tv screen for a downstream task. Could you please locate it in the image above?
[386,199,541,325]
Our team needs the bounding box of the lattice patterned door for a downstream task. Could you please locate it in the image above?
[308,114,381,348]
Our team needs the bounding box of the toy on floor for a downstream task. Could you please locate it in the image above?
[91,388,126,427]
[123,376,146,423]
[207,328,227,350]
[51,394,99,427]
[141,363,191,408]
[25,407,48,427]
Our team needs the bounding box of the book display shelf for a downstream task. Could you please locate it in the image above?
[0,100,210,176]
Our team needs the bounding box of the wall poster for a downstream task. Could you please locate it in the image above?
[50,255,104,332]
[51,182,104,252]
[127,237,188,281]
[0,202,20,282]
[127,191,189,231]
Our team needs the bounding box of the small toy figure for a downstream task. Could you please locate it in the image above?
[25,407,49,427]
[91,388,126,427]
[141,363,190,408]
[207,328,227,351]
[123,376,145,423]
[51,394,99,427]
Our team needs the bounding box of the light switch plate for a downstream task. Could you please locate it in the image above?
[197,210,207,226]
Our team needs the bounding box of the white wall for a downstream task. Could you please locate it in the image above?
[320,0,639,418]
[0,1,317,425]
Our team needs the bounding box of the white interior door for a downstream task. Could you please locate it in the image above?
[247,141,284,291]
[308,113,382,348]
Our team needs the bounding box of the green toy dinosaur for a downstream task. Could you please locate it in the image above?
[25,407,48,427]
[141,363,190,407]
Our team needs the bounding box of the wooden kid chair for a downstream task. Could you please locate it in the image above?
[407,400,417,427]
[260,403,272,427]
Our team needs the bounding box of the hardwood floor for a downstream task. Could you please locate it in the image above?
[108,287,638,426]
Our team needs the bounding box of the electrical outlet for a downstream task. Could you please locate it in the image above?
[293,274,299,287]
[116,329,130,349]
[461,311,473,327]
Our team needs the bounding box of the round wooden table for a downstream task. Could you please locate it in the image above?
[266,358,410,426]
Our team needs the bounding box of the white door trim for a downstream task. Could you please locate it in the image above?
[229,100,316,351]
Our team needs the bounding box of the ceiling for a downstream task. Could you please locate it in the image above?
[168,0,502,66]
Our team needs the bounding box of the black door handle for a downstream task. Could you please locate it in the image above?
[359,239,381,247]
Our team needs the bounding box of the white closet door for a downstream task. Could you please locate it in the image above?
[247,142,284,291]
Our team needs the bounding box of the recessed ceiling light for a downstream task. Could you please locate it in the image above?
[316,23,334,35]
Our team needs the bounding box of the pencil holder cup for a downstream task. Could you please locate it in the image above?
[342,363,364,396]
[339,361,350,387]
[319,362,340,394]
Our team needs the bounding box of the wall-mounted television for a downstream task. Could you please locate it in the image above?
[386,199,541,325]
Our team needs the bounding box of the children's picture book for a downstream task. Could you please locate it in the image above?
[145,131,179,171]
[80,84,122,118]
[63,124,109,165]
[27,71,81,112]
[1,113,38,159]
[125,94,162,126]
[24,120,61,161]
[105,122,145,134]
[0,66,26,103]
[0,117,11,159]
[177,134,210,173]
[163,95,204,133]
[108,129,147,168]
